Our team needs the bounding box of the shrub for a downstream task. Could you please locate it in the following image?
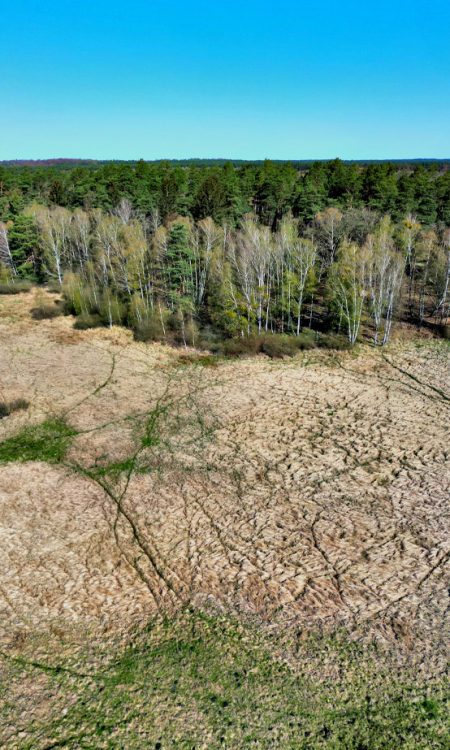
[176,353,219,367]
[221,331,318,358]
[261,334,310,358]
[133,315,165,342]
[99,290,125,326]
[31,302,63,320]
[73,313,103,330]
[261,335,295,358]
[222,336,263,357]
[316,333,352,350]
[62,274,99,316]
[172,317,199,348]
[166,309,199,348]
[0,398,29,419]
[197,326,224,353]
[0,281,32,294]
[295,329,318,350]
[46,280,63,293]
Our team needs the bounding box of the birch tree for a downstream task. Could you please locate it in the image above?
[366,218,405,345]
[192,217,222,308]
[416,230,438,324]
[71,209,91,271]
[30,205,72,285]
[399,215,421,317]
[291,236,316,334]
[329,241,367,344]
[233,219,273,334]
[0,222,16,275]
[431,229,450,322]
[314,207,343,267]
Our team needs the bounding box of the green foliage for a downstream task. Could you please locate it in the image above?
[2,159,448,347]
[192,170,227,222]
[0,418,77,464]
[168,308,199,347]
[7,610,449,749]
[127,293,151,329]
[220,332,315,358]
[164,222,195,304]
[88,457,137,482]
[62,273,99,316]
[217,330,348,358]
[176,352,220,367]
[99,288,125,326]
[73,312,103,329]
[222,335,263,357]
[133,313,166,342]
[0,160,449,228]
[261,333,312,357]
[7,214,40,279]
[316,332,352,350]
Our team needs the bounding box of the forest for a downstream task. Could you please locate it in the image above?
[0,158,449,351]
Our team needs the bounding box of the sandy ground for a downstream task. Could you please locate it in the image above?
[0,291,449,672]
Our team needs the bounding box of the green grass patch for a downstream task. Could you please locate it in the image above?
[88,457,137,482]
[0,418,77,464]
[5,611,449,749]
[175,352,221,367]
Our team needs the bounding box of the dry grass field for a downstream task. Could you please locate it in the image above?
[0,290,449,748]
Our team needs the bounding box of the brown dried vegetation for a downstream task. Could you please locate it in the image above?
[0,292,448,745]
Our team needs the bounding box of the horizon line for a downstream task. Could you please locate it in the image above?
[2,156,450,163]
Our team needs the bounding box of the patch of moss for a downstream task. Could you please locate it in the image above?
[0,418,77,464]
[88,457,136,481]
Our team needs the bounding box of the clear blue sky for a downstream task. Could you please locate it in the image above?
[2,0,449,160]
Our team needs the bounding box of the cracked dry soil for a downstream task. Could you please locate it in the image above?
[0,292,449,676]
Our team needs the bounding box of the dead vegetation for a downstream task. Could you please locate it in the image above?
[0,291,449,746]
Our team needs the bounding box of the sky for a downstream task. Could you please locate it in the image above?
[1,0,449,160]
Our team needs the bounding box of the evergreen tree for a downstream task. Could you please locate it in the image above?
[8,214,40,278]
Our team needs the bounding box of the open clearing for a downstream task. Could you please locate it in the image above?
[0,292,449,748]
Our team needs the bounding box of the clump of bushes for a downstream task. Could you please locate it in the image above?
[221,335,263,357]
[0,281,32,294]
[133,308,200,348]
[316,332,352,350]
[30,289,64,320]
[0,398,29,419]
[175,353,219,367]
[31,302,63,320]
[219,330,318,358]
[261,336,300,358]
[210,329,350,359]
[73,313,103,330]
[262,330,318,357]
[133,314,166,342]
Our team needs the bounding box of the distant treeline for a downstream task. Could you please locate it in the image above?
[1,158,450,227]
[1,201,449,351]
[0,159,449,350]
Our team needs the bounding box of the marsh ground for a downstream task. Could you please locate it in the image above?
[0,291,448,748]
